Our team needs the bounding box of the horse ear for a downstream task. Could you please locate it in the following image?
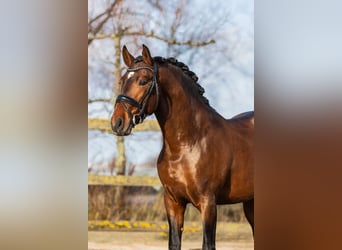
[122,45,134,66]
[142,44,153,66]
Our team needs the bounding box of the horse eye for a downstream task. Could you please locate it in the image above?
[139,80,147,86]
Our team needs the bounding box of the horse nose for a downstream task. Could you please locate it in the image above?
[112,117,124,133]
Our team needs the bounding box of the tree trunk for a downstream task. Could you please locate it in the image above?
[113,34,126,219]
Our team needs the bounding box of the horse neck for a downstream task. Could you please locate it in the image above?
[154,65,217,151]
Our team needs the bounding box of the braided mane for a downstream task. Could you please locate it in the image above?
[134,55,210,107]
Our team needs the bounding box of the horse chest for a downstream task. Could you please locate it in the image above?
[158,154,202,205]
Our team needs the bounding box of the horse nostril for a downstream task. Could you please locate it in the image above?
[110,119,115,132]
[114,117,124,133]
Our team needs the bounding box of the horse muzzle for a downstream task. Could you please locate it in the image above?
[111,116,133,136]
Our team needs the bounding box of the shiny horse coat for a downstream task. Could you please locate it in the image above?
[111,45,254,250]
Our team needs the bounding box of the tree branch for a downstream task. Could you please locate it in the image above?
[88,0,122,46]
[88,31,215,47]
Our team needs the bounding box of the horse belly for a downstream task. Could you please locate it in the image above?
[217,183,253,204]
[217,164,254,204]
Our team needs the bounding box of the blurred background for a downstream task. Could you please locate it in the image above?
[2,0,342,249]
[88,0,254,228]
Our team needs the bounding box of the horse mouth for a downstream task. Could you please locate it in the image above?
[123,127,132,136]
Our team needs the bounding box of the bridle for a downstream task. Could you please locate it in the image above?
[115,63,159,127]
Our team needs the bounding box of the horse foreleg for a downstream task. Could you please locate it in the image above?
[164,193,186,250]
[243,199,254,235]
[201,196,217,250]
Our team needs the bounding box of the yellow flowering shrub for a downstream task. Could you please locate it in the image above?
[88,220,202,235]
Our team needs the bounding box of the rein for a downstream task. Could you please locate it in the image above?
[115,63,159,127]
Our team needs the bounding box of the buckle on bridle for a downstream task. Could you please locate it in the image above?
[132,114,142,125]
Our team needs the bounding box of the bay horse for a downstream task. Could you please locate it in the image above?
[111,45,254,250]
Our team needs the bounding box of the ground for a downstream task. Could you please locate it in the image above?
[88,222,253,250]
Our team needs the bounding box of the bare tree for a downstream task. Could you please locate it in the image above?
[88,0,122,45]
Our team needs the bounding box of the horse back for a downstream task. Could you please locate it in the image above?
[231,111,254,123]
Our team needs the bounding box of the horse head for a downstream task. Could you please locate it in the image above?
[111,45,159,136]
